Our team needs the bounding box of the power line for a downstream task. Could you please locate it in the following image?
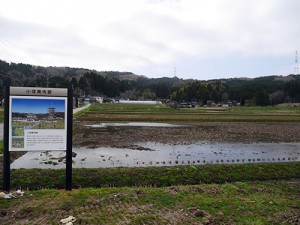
[0,40,23,63]
[0,39,34,65]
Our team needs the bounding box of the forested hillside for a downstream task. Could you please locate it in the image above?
[172,76,300,106]
[0,60,189,100]
[0,59,299,105]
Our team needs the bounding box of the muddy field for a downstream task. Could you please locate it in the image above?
[73,121,300,149]
[73,104,300,148]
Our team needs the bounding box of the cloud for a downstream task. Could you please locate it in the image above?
[0,0,299,79]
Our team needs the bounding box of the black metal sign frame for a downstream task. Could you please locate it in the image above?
[3,87,73,191]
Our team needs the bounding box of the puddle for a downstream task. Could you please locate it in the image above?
[118,100,161,104]
[85,122,185,128]
[10,142,300,169]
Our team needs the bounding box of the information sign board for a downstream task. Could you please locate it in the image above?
[9,87,68,151]
[9,95,67,151]
[3,87,73,191]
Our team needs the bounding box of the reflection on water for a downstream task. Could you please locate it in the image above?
[10,142,300,169]
[85,122,185,128]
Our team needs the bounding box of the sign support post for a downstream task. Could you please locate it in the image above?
[66,88,73,191]
[3,86,10,192]
[2,86,73,192]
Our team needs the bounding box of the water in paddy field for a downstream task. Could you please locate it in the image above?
[85,122,185,128]
[10,142,300,169]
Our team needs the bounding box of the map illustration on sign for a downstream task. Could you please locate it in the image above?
[10,96,67,151]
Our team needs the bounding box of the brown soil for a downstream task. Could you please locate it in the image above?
[73,121,300,148]
[83,113,299,121]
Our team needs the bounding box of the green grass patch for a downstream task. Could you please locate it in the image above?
[86,103,180,114]
[2,162,299,190]
[75,104,300,123]
[0,181,299,224]
[227,105,300,115]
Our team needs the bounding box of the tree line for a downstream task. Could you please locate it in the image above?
[0,59,300,106]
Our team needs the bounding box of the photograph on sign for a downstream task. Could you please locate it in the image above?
[9,96,68,151]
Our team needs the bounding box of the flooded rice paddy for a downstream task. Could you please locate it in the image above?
[11,142,300,169]
[85,122,185,128]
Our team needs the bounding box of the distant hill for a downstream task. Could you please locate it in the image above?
[0,59,189,99]
[173,75,300,106]
[0,59,299,105]
[0,59,142,85]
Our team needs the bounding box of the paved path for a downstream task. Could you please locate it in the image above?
[0,104,91,140]
[73,104,91,114]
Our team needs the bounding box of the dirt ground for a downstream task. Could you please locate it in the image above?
[73,121,300,149]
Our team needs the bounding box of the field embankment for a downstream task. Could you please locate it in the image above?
[0,162,298,190]
[1,181,299,224]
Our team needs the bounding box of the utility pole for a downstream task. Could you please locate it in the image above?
[47,76,49,88]
[174,66,176,77]
[295,50,299,75]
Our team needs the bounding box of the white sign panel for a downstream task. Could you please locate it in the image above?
[9,95,68,151]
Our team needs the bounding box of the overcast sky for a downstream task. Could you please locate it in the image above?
[0,0,299,80]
